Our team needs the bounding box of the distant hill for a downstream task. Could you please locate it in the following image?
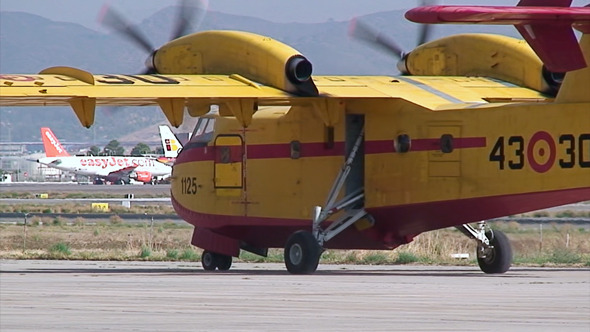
[0,7,518,147]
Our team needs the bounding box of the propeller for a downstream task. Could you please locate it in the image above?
[348,18,406,60]
[98,5,156,55]
[348,0,436,73]
[170,0,205,41]
[98,0,208,74]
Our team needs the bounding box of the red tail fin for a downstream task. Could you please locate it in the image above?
[40,127,70,157]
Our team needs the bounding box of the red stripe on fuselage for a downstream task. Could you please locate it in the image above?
[248,142,345,159]
[409,137,486,151]
[171,194,387,250]
[175,137,486,164]
[172,186,590,250]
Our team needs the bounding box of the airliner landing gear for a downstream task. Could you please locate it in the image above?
[284,231,322,274]
[456,222,512,274]
[201,250,233,271]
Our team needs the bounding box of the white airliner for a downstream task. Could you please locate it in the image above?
[37,127,172,184]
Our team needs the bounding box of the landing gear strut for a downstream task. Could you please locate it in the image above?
[201,250,233,271]
[456,222,512,274]
[284,126,369,274]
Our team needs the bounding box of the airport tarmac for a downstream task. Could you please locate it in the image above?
[1,260,589,332]
[0,182,171,195]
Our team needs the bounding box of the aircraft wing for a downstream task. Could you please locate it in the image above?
[96,166,137,181]
[0,67,547,128]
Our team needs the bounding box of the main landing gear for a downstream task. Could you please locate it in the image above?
[201,250,233,271]
[284,127,369,274]
[284,231,323,274]
[456,222,513,274]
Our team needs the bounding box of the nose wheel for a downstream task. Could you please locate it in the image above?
[201,250,233,271]
[456,222,512,274]
[476,230,512,274]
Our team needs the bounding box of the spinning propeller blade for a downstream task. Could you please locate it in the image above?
[98,4,155,54]
[348,0,435,71]
[348,18,405,59]
[171,0,208,40]
[98,0,208,74]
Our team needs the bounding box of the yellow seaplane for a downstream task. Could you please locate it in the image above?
[1,1,589,274]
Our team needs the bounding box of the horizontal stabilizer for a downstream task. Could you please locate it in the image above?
[405,6,590,25]
[405,5,590,71]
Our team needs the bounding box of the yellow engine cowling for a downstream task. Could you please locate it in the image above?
[152,30,318,96]
[401,33,561,95]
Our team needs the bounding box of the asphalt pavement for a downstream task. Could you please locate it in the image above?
[1,260,589,332]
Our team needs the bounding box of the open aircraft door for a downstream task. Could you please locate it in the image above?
[214,135,244,196]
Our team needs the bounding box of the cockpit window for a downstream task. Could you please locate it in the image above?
[190,118,215,144]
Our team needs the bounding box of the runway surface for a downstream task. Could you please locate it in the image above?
[1,260,589,332]
[0,182,171,195]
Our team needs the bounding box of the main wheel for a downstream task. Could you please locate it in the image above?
[477,230,512,274]
[217,254,233,271]
[284,230,322,274]
[201,250,218,271]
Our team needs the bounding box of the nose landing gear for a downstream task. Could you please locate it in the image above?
[476,229,512,274]
[457,222,513,274]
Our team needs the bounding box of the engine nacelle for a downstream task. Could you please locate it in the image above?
[133,171,153,183]
[399,34,562,95]
[153,30,318,96]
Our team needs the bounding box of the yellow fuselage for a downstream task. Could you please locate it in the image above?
[171,89,590,252]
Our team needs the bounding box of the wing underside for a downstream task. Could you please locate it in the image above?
[98,166,136,181]
[0,68,548,128]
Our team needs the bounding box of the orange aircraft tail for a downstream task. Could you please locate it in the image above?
[40,127,70,157]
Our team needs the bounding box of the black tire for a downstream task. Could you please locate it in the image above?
[284,230,322,274]
[477,230,512,274]
[217,255,233,271]
[201,250,217,271]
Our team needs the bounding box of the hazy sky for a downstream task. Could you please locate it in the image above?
[0,0,537,30]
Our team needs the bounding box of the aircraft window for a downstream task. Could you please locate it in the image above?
[219,147,231,163]
[396,134,411,153]
[290,141,301,159]
[440,134,454,153]
[192,118,206,137]
[190,118,215,144]
[205,118,215,133]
